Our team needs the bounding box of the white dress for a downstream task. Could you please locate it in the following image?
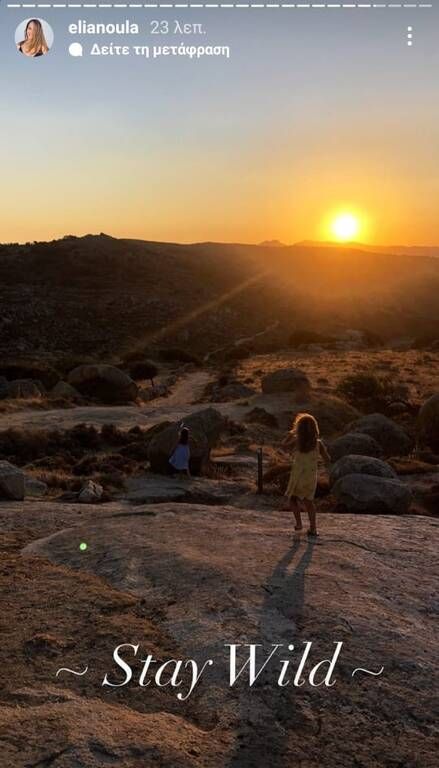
[169,443,190,471]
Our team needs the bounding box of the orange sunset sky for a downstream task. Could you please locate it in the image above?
[1,9,438,246]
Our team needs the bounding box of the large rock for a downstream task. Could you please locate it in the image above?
[147,407,225,474]
[347,413,413,456]
[20,506,437,766]
[261,368,311,396]
[24,478,48,497]
[138,384,169,402]
[244,407,278,427]
[329,432,382,462]
[8,379,43,399]
[78,480,104,504]
[330,455,397,487]
[0,361,59,389]
[293,396,358,436]
[67,364,138,404]
[333,473,412,514]
[120,474,249,505]
[50,380,80,400]
[418,393,439,451]
[247,393,358,436]
[0,461,25,500]
[211,381,256,402]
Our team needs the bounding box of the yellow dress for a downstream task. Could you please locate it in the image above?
[285,443,320,501]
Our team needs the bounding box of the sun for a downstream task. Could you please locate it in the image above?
[330,213,360,242]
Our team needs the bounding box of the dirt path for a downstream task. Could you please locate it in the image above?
[0,370,215,432]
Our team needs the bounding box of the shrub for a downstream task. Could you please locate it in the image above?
[101,423,126,446]
[122,347,155,364]
[288,329,335,348]
[336,373,398,412]
[360,329,384,348]
[157,348,202,366]
[412,333,439,350]
[337,373,383,401]
[128,360,159,384]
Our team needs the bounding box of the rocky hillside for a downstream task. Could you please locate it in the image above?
[1,234,439,360]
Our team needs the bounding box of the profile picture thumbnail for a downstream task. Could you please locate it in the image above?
[15,18,54,58]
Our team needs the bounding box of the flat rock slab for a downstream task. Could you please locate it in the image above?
[211,453,259,469]
[119,475,251,505]
[21,504,438,767]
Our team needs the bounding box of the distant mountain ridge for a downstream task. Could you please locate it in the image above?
[1,233,439,359]
[296,240,439,258]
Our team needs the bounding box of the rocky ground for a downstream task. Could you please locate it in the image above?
[1,502,438,767]
[0,347,438,767]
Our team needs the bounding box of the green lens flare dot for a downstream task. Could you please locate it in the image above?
[79,542,88,552]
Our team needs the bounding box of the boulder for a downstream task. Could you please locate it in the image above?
[8,379,43,399]
[120,474,248,505]
[245,393,358,436]
[25,477,48,497]
[67,364,138,404]
[261,368,311,397]
[244,407,278,428]
[0,461,25,500]
[212,381,256,402]
[330,455,397,487]
[147,408,225,474]
[50,381,80,400]
[347,413,413,456]
[138,384,169,402]
[328,432,382,462]
[78,480,104,504]
[0,361,59,388]
[294,395,358,435]
[418,393,439,451]
[332,473,412,514]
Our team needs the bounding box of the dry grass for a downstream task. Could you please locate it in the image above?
[235,348,439,404]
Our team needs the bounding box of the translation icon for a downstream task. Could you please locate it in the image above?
[69,42,83,57]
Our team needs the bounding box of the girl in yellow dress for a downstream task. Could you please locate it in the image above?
[284,413,330,537]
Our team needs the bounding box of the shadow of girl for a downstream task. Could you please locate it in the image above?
[227,537,317,768]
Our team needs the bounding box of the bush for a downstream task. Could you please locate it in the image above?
[122,347,155,364]
[337,373,398,412]
[128,360,159,384]
[360,329,384,348]
[157,347,202,366]
[101,423,126,446]
[412,333,439,350]
[288,329,335,348]
[337,374,382,401]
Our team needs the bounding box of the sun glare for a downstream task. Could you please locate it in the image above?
[330,213,360,242]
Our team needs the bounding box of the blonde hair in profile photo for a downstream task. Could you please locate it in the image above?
[19,19,49,57]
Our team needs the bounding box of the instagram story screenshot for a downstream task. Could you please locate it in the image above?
[0,1,438,767]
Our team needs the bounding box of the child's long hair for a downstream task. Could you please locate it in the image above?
[291,413,319,453]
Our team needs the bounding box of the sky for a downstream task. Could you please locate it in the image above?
[0,2,438,245]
